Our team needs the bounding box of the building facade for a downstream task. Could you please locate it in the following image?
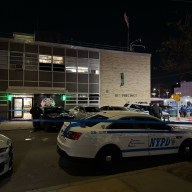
[0,33,151,120]
[174,81,192,97]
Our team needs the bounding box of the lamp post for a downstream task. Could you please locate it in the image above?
[130,39,141,51]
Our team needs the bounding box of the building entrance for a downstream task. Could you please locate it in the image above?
[12,95,33,119]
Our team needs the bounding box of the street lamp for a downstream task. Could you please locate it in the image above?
[152,88,156,97]
[130,38,141,51]
[130,44,145,52]
[153,88,161,98]
[166,91,169,98]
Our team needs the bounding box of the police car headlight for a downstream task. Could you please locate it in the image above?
[6,139,12,147]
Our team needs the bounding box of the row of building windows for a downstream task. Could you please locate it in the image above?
[65,93,99,105]
[0,51,99,74]
[0,41,99,59]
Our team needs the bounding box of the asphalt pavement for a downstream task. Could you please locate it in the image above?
[1,117,192,192]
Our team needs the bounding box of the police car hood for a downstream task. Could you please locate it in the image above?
[0,134,10,148]
[171,125,192,133]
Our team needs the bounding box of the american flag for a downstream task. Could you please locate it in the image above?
[124,12,129,28]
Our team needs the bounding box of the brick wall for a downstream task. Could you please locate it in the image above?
[100,50,151,107]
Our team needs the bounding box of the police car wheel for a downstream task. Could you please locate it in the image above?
[96,145,122,168]
[179,140,192,161]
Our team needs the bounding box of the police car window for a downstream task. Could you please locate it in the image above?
[107,118,134,129]
[129,117,147,129]
[143,118,171,130]
[131,104,140,109]
[84,115,108,127]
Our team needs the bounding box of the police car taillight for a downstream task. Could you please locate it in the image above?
[66,131,82,140]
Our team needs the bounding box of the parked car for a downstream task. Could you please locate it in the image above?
[40,106,74,131]
[57,110,192,168]
[124,103,170,121]
[69,106,100,119]
[0,134,13,176]
[100,106,128,111]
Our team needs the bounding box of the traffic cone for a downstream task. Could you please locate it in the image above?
[177,114,180,121]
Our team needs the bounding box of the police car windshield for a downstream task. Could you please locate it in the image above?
[84,115,108,127]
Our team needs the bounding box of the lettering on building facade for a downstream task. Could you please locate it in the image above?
[115,94,137,98]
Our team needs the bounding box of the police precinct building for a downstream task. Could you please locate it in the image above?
[0,33,151,120]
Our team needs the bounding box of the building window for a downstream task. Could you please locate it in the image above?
[89,51,99,59]
[66,49,77,57]
[89,94,99,104]
[0,41,8,50]
[53,56,65,72]
[53,47,65,56]
[65,57,77,73]
[89,59,99,74]
[78,94,88,104]
[0,51,8,69]
[10,52,23,70]
[10,42,24,52]
[78,58,88,73]
[39,54,51,71]
[53,56,63,64]
[25,53,38,70]
[78,50,88,58]
[65,94,77,104]
[39,55,51,63]
[25,44,38,53]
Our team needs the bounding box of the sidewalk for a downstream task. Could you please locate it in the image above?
[0,120,33,131]
[30,163,192,192]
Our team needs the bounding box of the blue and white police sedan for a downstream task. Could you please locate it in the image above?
[0,134,13,176]
[57,111,192,167]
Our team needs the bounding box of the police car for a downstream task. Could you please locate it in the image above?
[57,111,192,167]
[124,103,170,121]
[0,134,13,176]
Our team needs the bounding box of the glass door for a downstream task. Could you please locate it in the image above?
[13,98,23,118]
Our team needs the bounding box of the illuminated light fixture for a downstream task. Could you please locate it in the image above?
[7,94,12,101]
[61,95,67,101]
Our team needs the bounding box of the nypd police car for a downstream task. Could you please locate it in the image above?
[0,134,13,176]
[57,111,192,167]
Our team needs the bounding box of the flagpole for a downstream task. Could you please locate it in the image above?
[127,26,129,51]
[124,12,129,51]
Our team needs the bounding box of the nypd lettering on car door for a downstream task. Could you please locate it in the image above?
[149,137,173,147]
[148,131,184,155]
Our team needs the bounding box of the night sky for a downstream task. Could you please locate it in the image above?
[1,0,191,90]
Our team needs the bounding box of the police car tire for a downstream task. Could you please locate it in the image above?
[179,140,192,161]
[95,145,122,167]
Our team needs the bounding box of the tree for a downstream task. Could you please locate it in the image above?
[159,14,192,75]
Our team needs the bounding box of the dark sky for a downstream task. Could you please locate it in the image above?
[1,0,191,90]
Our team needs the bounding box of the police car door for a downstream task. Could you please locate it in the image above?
[107,117,149,157]
[146,119,177,155]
